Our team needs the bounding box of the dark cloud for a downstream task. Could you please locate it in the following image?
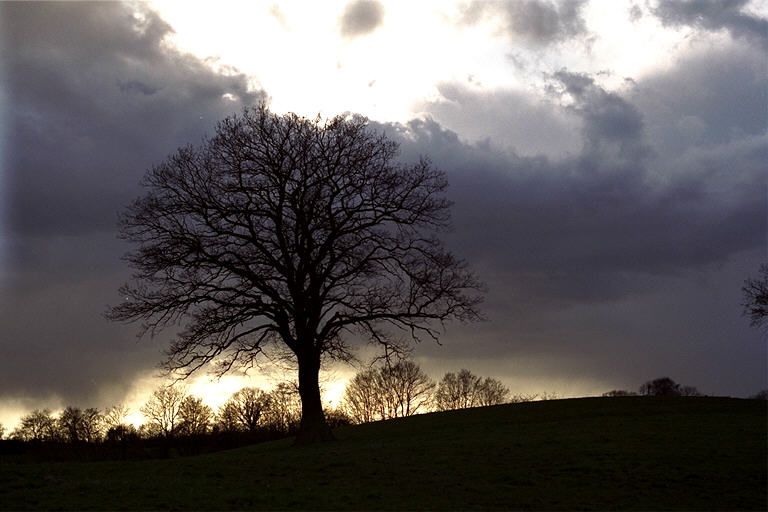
[0,1,263,407]
[652,0,768,49]
[630,43,767,157]
[375,52,765,396]
[0,0,765,420]
[2,2,261,239]
[461,0,588,46]
[339,0,385,38]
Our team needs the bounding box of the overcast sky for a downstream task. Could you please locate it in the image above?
[1,0,766,428]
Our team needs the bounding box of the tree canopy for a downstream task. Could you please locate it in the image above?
[108,104,483,443]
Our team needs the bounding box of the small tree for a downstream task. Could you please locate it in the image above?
[262,382,302,434]
[435,369,483,411]
[343,360,435,423]
[639,377,681,397]
[742,263,768,329]
[141,386,187,438]
[342,368,381,424]
[11,409,57,441]
[379,360,436,418]
[219,387,270,433]
[103,404,131,430]
[0,423,5,440]
[107,105,483,443]
[474,377,510,406]
[177,396,214,436]
[509,393,539,403]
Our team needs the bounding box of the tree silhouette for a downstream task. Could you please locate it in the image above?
[474,377,510,406]
[58,406,103,443]
[377,360,435,418]
[103,404,131,431]
[742,263,768,329]
[177,396,214,436]
[218,387,271,433]
[343,360,435,422]
[342,368,381,424]
[140,386,187,438]
[11,409,57,441]
[107,104,483,443]
[435,369,483,411]
[602,390,637,397]
[639,377,681,396]
[261,382,303,434]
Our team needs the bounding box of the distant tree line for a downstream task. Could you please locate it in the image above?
[0,380,351,462]
[604,377,768,400]
[604,377,701,397]
[341,363,524,424]
[1,362,528,456]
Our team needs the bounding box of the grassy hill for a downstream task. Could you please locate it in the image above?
[1,396,765,510]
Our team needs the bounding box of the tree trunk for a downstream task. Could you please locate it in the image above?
[294,352,335,445]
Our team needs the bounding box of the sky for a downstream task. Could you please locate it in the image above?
[0,0,766,429]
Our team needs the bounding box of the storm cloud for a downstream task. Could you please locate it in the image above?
[460,0,588,46]
[0,0,765,425]
[651,0,768,49]
[0,1,262,409]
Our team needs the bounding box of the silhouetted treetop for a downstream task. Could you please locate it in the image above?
[742,263,768,330]
[107,104,483,443]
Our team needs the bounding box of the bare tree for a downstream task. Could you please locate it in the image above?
[140,386,187,438]
[262,382,303,434]
[58,406,103,443]
[219,387,271,433]
[103,404,131,430]
[474,377,510,406]
[215,401,242,432]
[177,395,214,435]
[435,369,483,411]
[377,360,435,418]
[509,393,539,403]
[103,404,137,442]
[742,263,768,329]
[107,104,483,443]
[343,360,435,423]
[342,368,381,424]
[11,409,57,441]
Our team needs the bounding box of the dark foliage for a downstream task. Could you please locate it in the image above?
[603,390,638,397]
[638,377,700,397]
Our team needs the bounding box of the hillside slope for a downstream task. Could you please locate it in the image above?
[1,397,765,510]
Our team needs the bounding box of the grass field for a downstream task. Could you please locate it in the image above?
[1,396,765,510]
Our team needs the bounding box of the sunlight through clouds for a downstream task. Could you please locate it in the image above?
[1,0,764,432]
[148,0,696,124]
